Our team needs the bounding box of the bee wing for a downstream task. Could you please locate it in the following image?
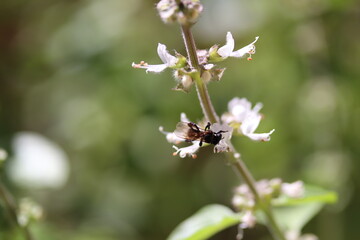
[174,122,191,139]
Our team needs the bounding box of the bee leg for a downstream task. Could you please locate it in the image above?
[205,122,211,131]
[188,122,200,132]
[185,139,192,143]
[216,130,228,134]
[199,139,203,147]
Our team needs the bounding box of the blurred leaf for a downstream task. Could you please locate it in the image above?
[271,202,323,232]
[167,204,241,240]
[258,185,337,232]
[272,184,338,206]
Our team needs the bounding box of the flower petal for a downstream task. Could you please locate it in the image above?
[157,43,178,67]
[230,36,259,58]
[217,32,235,58]
[229,98,252,122]
[244,129,275,142]
[172,143,200,158]
[240,114,262,135]
[159,126,184,144]
[138,63,169,73]
[180,112,190,123]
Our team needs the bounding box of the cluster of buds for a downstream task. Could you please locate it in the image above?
[17,198,43,227]
[156,0,203,25]
[132,32,259,93]
[232,179,305,229]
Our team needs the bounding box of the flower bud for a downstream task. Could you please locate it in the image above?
[0,148,7,163]
[157,0,203,25]
[208,45,223,62]
[173,69,194,92]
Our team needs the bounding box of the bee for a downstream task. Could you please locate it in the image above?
[174,122,227,147]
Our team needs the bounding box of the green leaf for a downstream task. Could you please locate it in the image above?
[271,202,323,232]
[272,184,338,206]
[167,204,241,240]
[258,185,338,232]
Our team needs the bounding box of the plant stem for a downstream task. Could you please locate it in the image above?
[181,25,219,123]
[229,149,286,240]
[0,182,34,240]
[180,24,286,240]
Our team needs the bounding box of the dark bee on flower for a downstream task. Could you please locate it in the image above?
[174,122,227,147]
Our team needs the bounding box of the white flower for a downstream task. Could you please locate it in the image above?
[240,211,256,229]
[285,231,318,240]
[17,198,43,227]
[132,43,179,73]
[0,148,7,162]
[223,97,262,123]
[282,181,305,198]
[172,143,200,159]
[240,111,275,142]
[8,132,70,189]
[232,195,255,210]
[222,97,275,142]
[218,32,259,60]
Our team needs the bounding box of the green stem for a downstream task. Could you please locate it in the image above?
[229,150,286,240]
[181,25,219,123]
[180,24,286,240]
[0,182,34,240]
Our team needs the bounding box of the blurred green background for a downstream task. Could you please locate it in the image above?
[0,0,359,239]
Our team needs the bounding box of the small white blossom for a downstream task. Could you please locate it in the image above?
[256,179,275,196]
[222,97,261,124]
[9,132,69,189]
[0,148,7,162]
[132,43,179,73]
[285,231,318,240]
[172,143,200,159]
[299,234,318,240]
[218,32,259,60]
[222,97,274,142]
[282,181,305,198]
[240,211,256,229]
[232,195,255,210]
[17,198,43,227]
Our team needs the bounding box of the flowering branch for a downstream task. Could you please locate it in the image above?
[131,1,309,239]
[180,22,286,240]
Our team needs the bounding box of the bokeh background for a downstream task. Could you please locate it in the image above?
[0,0,359,239]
